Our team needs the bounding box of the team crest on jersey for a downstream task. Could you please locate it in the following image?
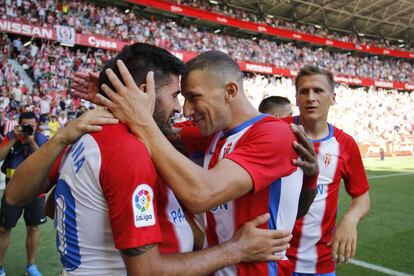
[132,184,155,227]
[223,142,233,157]
[324,153,332,168]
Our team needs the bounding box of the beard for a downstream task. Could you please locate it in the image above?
[153,98,174,137]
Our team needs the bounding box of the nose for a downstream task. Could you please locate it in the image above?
[183,100,194,118]
[174,98,182,114]
[307,90,317,102]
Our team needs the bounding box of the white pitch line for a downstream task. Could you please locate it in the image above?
[367,172,414,179]
[350,259,412,276]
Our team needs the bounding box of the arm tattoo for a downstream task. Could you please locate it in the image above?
[121,243,156,257]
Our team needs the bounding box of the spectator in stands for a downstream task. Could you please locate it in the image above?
[171,0,414,52]
[0,1,412,157]
[47,115,59,137]
[57,112,67,128]
[1,1,413,83]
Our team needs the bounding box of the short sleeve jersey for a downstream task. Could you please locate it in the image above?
[51,124,162,275]
[182,114,304,276]
[285,116,370,274]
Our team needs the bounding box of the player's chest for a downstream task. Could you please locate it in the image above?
[314,139,344,199]
[204,130,248,169]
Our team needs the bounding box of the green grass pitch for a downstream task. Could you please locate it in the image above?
[1,156,413,275]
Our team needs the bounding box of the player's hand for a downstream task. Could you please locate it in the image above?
[71,71,104,106]
[54,108,118,146]
[232,213,292,263]
[328,215,358,264]
[291,124,319,176]
[96,60,156,129]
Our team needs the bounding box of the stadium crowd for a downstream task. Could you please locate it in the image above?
[243,75,414,150]
[2,32,413,153]
[0,34,110,137]
[173,0,414,52]
[1,0,413,82]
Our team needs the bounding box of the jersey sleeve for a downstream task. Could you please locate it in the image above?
[225,120,299,193]
[342,136,370,197]
[100,141,162,250]
[48,147,67,186]
[280,116,295,124]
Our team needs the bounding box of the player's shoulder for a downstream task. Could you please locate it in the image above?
[331,124,358,146]
[251,115,293,137]
[280,115,295,124]
[90,123,149,157]
[239,115,295,149]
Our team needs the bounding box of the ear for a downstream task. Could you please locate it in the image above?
[225,82,238,102]
[331,92,336,105]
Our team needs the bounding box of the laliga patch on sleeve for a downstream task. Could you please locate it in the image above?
[132,184,155,228]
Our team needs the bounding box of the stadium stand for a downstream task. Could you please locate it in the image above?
[0,0,412,158]
[1,1,413,83]
[171,0,414,53]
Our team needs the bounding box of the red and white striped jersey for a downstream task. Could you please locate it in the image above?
[156,178,194,254]
[50,123,162,275]
[183,114,304,276]
[2,117,17,136]
[285,116,369,274]
[48,123,194,275]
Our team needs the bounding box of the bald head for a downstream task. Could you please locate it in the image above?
[184,50,244,90]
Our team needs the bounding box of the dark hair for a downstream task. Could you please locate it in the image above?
[18,112,36,124]
[258,96,291,113]
[295,65,335,92]
[98,43,186,97]
[184,50,243,83]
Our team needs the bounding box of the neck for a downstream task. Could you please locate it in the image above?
[225,97,261,131]
[298,115,329,140]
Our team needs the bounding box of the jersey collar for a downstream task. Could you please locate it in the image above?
[222,114,269,138]
[293,116,334,142]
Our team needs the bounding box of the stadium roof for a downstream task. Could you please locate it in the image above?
[225,0,414,41]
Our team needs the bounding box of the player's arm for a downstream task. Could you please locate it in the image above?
[121,213,292,275]
[5,109,118,206]
[105,136,292,275]
[296,175,317,219]
[290,124,318,218]
[115,120,292,214]
[330,191,370,264]
[328,137,370,264]
[98,64,298,214]
[184,211,205,251]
